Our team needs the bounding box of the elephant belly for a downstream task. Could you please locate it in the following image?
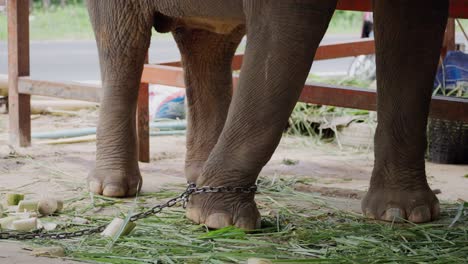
[154,0,245,34]
[179,17,243,34]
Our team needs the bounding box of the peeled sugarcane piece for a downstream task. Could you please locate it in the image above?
[9,212,38,218]
[38,198,58,216]
[12,217,37,231]
[0,216,20,229]
[6,193,24,206]
[247,258,273,264]
[32,246,65,257]
[101,218,136,237]
[37,219,57,231]
[17,200,39,213]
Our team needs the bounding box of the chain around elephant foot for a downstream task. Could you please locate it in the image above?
[361,186,440,223]
[185,190,261,230]
[88,167,142,197]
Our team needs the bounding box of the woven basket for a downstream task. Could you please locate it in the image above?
[427,118,468,164]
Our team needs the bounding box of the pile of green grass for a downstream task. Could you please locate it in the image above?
[28,177,468,263]
[287,77,374,139]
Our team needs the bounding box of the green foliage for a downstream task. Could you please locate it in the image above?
[30,0,85,9]
[2,4,468,41]
[0,3,93,40]
[327,10,362,34]
[0,7,366,41]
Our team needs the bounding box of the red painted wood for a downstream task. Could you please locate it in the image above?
[449,0,468,18]
[8,0,31,147]
[336,0,468,18]
[137,55,150,162]
[142,65,468,122]
[336,0,372,12]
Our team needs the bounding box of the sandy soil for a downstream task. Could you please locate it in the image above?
[0,102,467,263]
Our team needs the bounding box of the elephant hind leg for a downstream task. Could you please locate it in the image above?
[172,26,245,183]
[87,1,154,197]
[362,0,448,223]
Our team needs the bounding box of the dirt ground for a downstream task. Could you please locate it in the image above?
[0,100,467,263]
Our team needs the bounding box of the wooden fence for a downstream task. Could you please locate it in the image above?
[6,0,468,163]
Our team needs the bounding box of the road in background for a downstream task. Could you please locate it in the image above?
[0,34,357,82]
[0,34,466,82]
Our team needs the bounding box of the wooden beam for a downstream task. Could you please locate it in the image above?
[157,39,374,73]
[232,54,244,71]
[8,0,31,147]
[18,77,101,102]
[300,82,468,122]
[449,0,468,18]
[336,0,372,12]
[159,60,182,67]
[430,96,468,122]
[137,54,150,163]
[314,39,375,60]
[300,82,377,111]
[228,40,375,71]
[143,65,468,122]
[141,65,185,87]
[336,0,468,19]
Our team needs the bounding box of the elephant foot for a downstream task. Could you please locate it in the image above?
[185,192,261,230]
[88,168,142,197]
[361,187,440,223]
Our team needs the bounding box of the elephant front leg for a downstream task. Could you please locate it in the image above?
[362,0,448,222]
[86,1,153,197]
[185,0,337,229]
[172,26,245,183]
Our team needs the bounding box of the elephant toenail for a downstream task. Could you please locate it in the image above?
[185,208,202,224]
[103,185,126,197]
[382,208,405,222]
[89,181,103,195]
[235,217,260,231]
[408,206,431,223]
[205,213,232,229]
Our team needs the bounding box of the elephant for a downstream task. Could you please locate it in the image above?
[86,0,448,230]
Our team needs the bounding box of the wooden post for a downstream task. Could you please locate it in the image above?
[137,53,150,162]
[8,0,31,147]
[442,18,456,58]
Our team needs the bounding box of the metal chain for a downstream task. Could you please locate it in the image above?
[0,183,257,240]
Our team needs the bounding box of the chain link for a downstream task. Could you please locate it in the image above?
[0,183,257,240]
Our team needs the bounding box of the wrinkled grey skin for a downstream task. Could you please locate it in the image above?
[87,0,448,229]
